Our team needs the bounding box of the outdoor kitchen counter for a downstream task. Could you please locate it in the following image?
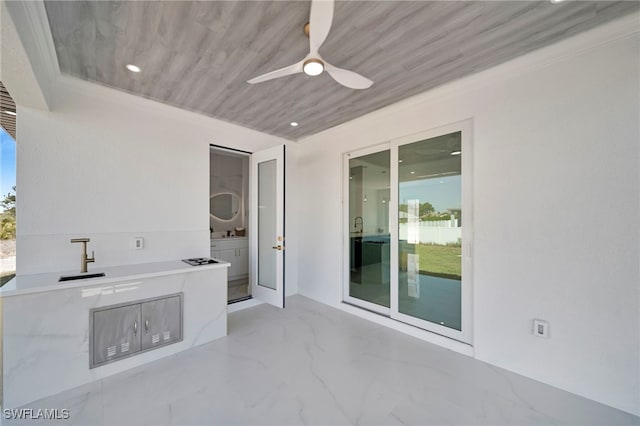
[0,259,230,297]
[1,260,230,409]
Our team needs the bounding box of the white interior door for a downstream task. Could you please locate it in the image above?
[250,145,285,308]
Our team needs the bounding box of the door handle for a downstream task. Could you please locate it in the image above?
[134,321,138,335]
[145,319,150,333]
[271,245,284,251]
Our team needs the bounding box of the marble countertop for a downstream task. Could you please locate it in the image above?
[0,259,230,297]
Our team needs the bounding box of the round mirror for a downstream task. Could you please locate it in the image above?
[210,193,240,221]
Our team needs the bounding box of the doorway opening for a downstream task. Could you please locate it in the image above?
[209,145,250,303]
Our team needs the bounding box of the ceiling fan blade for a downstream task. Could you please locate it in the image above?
[325,63,373,90]
[247,60,304,84]
[309,0,334,55]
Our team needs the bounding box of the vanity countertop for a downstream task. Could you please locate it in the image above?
[211,236,248,241]
[0,259,230,297]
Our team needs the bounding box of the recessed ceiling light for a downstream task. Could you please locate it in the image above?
[550,0,565,3]
[451,151,461,156]
[399,159,403,163]
[126,64,141,73]
[303,58,324,76]
[290,122,299,127]
[3,110,16,116]
[410,171,415,174]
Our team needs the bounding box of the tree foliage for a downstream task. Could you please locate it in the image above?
[419,202,434,217]
[1,186,16,240]
[399,202,435,219]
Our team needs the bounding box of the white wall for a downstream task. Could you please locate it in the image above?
[15,76,298,287]
[296,19,640,416]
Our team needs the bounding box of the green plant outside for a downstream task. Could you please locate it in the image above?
[1,212,16,239]
[0,272,15,287]
[1,186,16,240]
[415,244,461,279]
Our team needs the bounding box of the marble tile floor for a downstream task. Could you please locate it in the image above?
[5,295,638,426]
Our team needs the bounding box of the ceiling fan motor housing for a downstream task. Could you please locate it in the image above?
[303,58,324,76]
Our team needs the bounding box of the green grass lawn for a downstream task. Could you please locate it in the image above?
[414,244,461,280]
[1,272,15,287]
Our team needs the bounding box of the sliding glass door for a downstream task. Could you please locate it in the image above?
[344,121,472,344]
[343,144,391,314]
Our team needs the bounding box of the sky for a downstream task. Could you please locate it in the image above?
[399,175,461,212]
[1,127,17,200]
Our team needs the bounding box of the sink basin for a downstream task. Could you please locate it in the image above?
[59,272,106,282]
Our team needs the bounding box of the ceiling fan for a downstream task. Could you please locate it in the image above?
[247,0,373,90]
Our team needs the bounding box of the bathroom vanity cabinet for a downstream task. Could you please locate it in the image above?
[211,237,248,279]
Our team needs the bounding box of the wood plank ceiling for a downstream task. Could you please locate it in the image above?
[44,1,638,140]
[0,82,16,140]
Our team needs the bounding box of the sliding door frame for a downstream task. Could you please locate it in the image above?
[390,120,474,344]
[342,119,474,345]
[342,143,391,315]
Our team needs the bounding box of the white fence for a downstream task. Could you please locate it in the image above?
[399,221,461,245]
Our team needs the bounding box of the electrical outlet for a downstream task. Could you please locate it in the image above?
[133,237,144,250]
[533,319,549,338]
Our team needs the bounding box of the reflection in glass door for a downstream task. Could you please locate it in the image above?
[343,121,472,344]
[258,160,277,290]
[344,147,391,312]
[397,132,462,331]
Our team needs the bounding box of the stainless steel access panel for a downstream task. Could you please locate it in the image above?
[91,303,141,367]
[141,295,182,350]
[90,293,183,369]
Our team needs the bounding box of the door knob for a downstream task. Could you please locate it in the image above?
[271,245,284,251]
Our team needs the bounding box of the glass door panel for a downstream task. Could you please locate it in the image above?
[398,131,462,330]
[347,149,391,309]
[258,160,277,290]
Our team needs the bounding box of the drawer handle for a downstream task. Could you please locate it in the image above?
[145,319,150,333]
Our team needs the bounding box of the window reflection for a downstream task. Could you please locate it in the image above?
[398,132,462,330]
[349,150,390,308]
